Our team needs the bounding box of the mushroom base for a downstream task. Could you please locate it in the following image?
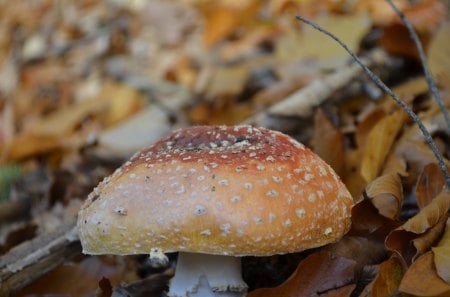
[168,252,248,297]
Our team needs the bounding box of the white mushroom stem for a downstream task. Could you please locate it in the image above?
[168,252,248,297]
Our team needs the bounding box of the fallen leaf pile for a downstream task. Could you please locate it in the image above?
[0,0,449,296]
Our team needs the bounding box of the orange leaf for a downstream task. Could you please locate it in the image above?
[399,251,450,296]
[201,0,259,48]
[311,109,345,177]
[248,251,355,297]
[416,163,447,209]
[16,256,122,297]
[372,255,405,297]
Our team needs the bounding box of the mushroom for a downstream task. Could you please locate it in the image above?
[77,125,354,297]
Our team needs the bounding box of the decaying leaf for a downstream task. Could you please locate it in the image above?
[412,216,448,260]
[248,251,356,297]
[386,190,450,264]
[399,251,450,296]
[371,255,405,297]
[322,236,387,274]
[401,190,450,234]
[416,163,447,209]
[311,109,345,177]
[360,109,406,183]
[365,173,403,220]
[275,14,371,67]
[16,256,123,297]
[433,218,450,284]
[201,0,260,47]
[355,108,387,148]
[428,22,450,86]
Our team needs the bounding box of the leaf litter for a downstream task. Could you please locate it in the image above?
[0,0,449,296]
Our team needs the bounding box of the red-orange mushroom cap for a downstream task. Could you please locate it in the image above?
[77,125,354,257]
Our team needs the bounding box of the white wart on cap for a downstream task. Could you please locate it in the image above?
[77,125,353,256]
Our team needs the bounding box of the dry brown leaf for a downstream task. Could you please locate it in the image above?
[381,153,408,177]
[16,256,123,297]
[248,251,355,297]
[358,0,446,30]
[433,218,450,284]
[8,134,66,161]
[350,197,398,237]
[413,216,448,260]
[386,190,450,264]
[203,65,250,99]
[402,190,450,234]
[428,22,450,86]
[322,236,387,274]
[201,0,260,47]
[355,108,387,148]
[344,148,367,198]
[365,173,403,219]
[252,78,307,110]
[371,255,405,297]
[416,163,447,209]
[360,109,406,183]
[399,251,450,296]
[311,109,345,177]
[29,99,108,137]
[96,82,145,126]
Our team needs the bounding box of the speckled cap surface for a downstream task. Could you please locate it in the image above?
[77,125,354,256]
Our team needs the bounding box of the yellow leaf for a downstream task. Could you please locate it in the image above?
[30,99,108,137]
[372,256,405,297]
[433,218,450,284]
[275,14,370,66]
[360,109,406,183]
[427,22,450,86]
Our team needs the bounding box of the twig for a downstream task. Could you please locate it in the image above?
[0,220,80,297]
[245,49,390,129]
[295,15,450,189]
[385,0,450,133]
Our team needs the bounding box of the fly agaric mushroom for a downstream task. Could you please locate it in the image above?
[77,125,353,297]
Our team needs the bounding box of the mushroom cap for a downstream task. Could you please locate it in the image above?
[77,125,353,256]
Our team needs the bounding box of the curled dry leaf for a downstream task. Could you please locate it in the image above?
[399,251,450,296]
[412,216,448,261]
[350,195,398,236]
[401,190,450,234]
[360,109,406,183]
[386,190,450,264]
[311,109,345,177]
[365,173,403,220]
[416,163,447,209]
[432,218,450,284]
[248,251,356,297]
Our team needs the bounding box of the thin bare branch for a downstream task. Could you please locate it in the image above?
[0,221,80,297]
[385,0,450,132]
